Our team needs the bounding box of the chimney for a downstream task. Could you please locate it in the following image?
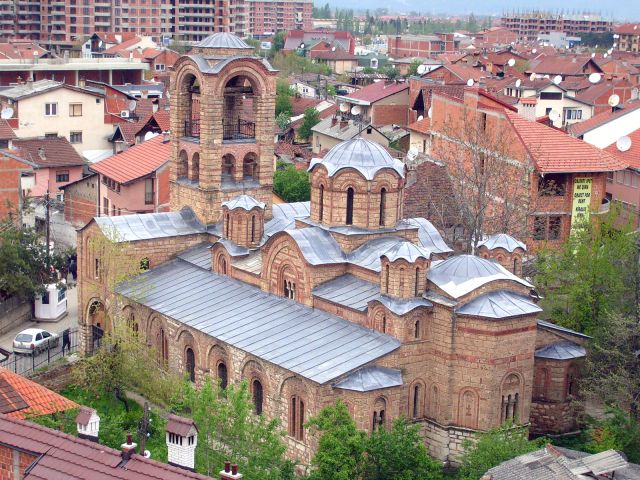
[121,433,137,461]
[78,76,86,88]
[162,131,170,143]
[220,461,243,480]
[76,407,100,442]
[331,116,337,127]
[38,147,45,159]
[166,414,198,471]
[26,76,33,89]
[340,119,348,129]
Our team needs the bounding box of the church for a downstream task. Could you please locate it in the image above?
[77,33,589,465]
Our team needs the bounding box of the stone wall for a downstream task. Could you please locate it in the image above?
[0,297,32,336]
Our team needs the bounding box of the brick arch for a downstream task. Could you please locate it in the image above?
[241,359,268,413]
[177,150,189,180]
[190,152,200,183]
[207,344,230,388]
[408,378,427,419]
[175,328,201,367]
[533,366,550,401]
[331,169,369,193]
[242,152,259,179]
[120,305,139,333]
[371,395,389,430]
[500,371,524,423]
[215,62,271,97]
[368,303,388,333]
[211,245,230,274]
[261,234,309,299]
[457,388,479,429]
[85,298,107,330]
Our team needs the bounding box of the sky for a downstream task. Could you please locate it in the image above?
[332,0,640,21]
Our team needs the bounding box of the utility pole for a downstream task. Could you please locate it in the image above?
[138,401,150,455]
[44,190,50,266]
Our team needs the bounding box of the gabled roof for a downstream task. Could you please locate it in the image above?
[407,117,431,134]
[428,63,488,83]
[341,81,408,105]
[535,341,586,360]
[103,36,143,54]
[90,135,169,184]
[333,366,403,392]
[0,79,102,101]
[0,42,48,60]
[0,368,77,419]
[11,137,85,168]
[528,56,602,76]
[605,127,640,170]
[505,111,628,173]
[568,100,640,137]
[0,119,16,140]
[455,290,542,319]
[0,413,214,479]
[614,23,640,35]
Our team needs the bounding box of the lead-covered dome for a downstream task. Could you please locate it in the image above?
[309,138,405,180]
[195,32,252,50]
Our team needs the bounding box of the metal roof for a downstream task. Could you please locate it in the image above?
[455,290,542,319]
[176,242,212,270]
[333,366,403,392]
[375,295,432,315]
[195,32,252,49]
[567,449,629,476]
[535,341,586,360]
[537,320,592,339]
[273,201,310,219]
[221,194,265,211]
[408,218,454,255]
[286,227,345,265]
[308,138,406,180]
[478,233,527,252]
[0,79,61,99]
[313,274,379,311]
[427,255,533,299]
[216,238,250,257]
[188,54,277,75]
[347,237,405,272]
[117,259,400,385]
[94,208,205,243]
[381,241,432,262]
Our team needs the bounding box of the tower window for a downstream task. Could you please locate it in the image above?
[346,187,354,225]
[251,215,256,243]
[379,188,386,226]
[319,185,324,222]
[415,267,420,297]
[289,395,305,440]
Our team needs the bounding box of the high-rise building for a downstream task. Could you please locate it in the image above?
[501,11,612,42]
[248,0,311,38]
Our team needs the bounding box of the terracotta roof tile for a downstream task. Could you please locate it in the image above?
[0,119,16,140]
[568,100,640,136]
[605,128,640,170]
[528,56,600,76]
[614,23,640,35]
[116,121,144,145]
[0,42,48,60]
[291,97,322,116]
[91,134,169,183]
[505,111,628,173]
[74,406,95,426]
[0,368,77,419]
[407,117,431,134]
[345,81,408,103]
[11,137,85,168]
[103,36,142,54]
[151,110,170,131]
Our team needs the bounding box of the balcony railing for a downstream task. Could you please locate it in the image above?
[184,119,200,138]
[223,119,255,142]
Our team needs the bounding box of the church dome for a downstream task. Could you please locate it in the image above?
[477,233,526,252]
[308,138,405,180]
[381,241,432,263]
[222,194,265,211]
[195,32,252,50]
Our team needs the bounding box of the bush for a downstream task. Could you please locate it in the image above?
[273,163,311,202]
[298,107,321,140]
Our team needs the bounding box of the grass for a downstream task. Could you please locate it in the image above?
[30,385,168,462]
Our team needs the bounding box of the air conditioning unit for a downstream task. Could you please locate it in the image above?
[120,110,130,118]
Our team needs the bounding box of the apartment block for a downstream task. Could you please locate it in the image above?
[501,11,612,42]
[248,0,312,37]
[615,24,640,53]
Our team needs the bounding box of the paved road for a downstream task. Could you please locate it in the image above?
[0,286,79,353]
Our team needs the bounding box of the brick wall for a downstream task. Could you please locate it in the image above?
[63,175,97,227]
[0,445,37,480]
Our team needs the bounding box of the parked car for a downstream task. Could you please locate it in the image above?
[13,328,59,354]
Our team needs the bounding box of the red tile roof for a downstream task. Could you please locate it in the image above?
[291,96,322,116]
[116,121,143,145]
[437,63,488,82]
[574,80,630,105]
[407,117,431,134]
[0,42,48,60]
[308,50,358,60]
[91,134,169,183]
[605,128,640,170]
[103,36,142,54]
[614,23,640,35]
[528,56,601,76]
[11,137,85,168]
[0,413,214,479]
[568,100,640,137]
[345,81,408,104]
[505,111,628,173]
[151,110,170,132]
[94,32,138,44]
[0,119,16,140]
[0,368,77,419]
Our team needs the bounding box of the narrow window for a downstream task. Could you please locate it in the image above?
[379,188,386,226]
[185,347,195,383]
[225,214,230,237]
[94,258,100,279]
[217,362,228,389]
[414,320,420,339]
[414,267,420,297]
[251,215,256,243]
[284,280,289,298]
[346,187,354,225]
[382,316,387,333]
[412,384,420,418]
[385,264,390,294]
[253,380,263,415]
[399,268,405,294]
[513,258,519,274]
[513,393,519,421]
[289,396,305,440]
[319,185,324,222]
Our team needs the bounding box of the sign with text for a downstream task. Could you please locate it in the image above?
[570,177,592,233]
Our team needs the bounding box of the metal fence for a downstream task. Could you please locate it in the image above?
[0,327,82,377]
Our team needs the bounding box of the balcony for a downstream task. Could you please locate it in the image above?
[183,119,256,143]
[184,119,200,138]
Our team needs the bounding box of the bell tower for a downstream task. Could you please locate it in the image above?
[170,33,277,225]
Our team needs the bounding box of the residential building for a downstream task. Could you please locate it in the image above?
[78,34,591,468]
[537,32,582,49]
[615,24,640,53]
[335,80,410,127]
[0,80,116,160]
[0,150,32,223]
[500,11,612,42]
[10,136,86,199]
[419,64,491,86]
[61,174,98,228]
[310,116,389,153]
[387,33,456,59]
[90,134,170,216]
[283,30,355,54]
[474,27,517,45]
[248,0,312,37]
[407,117,431,155]
[308,50,358,75]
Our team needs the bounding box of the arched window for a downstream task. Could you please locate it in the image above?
[399,268,405,295]
[319,185,324,222]
[414,267,420,297]
[191,152,200,183]
[177,150,188,180]
[243,154,257,179]
[414,320,421,339]
[373,397,386,430]
[185,347,196,383]
[219,256,227,275]
[346,187,354,225]
[385,264,390,294]
[251,215,256,243]
[501,373,521,422]
[566,367,578,399]
[379,188,386,226]
[124,308,138,333]
[217,362,228,390]
[513,257,520,275]
[382,315,387,333]
[252,379,263,415]
[459,390,478,429]
[289,395,305,440]
[157,328,168,367]
[222,154,235,179]
[412,384,421,418]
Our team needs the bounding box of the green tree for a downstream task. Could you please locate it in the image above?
[364,418,443,480]
[273,162,311,202]
[307,399,366,480]
[326,83,336,97]
[297,107,321,140]
[276,94,293,116]
[584,406,640,462]
[270,31,286,57]
[175,378,294,479]
[276,112,292,131]
[457,422,545,480]
[408,59,422,76]
[381,65,399,80]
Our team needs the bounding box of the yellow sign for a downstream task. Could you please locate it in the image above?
[570,177,592,232]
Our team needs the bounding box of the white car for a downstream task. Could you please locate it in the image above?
[12,328,60,354]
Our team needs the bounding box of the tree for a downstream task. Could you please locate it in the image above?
[273,162,311,202]
[297,107,321,140]
[364,418,443,480]
[408,60,422,76]
[276,94,293,117]
[270,31,286,57]
[584,406,640,462]
[457,422,545,480]
[175,378,294,479]
[381,65,399,80]
[276,112,292,132]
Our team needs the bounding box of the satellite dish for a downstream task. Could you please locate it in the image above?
[608,94,620,107]
[515,79,522,88]
[300,43,305,49]
[613,33,620,39]
[417,115,424,121]
[603,53,608,58]
[507,58,516,67]
[466,78,474,87]
[351,105,361,115]
[407,147,419,162]
[98,40,103,47]
[549,109,561,122]
[417,64,427,75]
[613,43,617,48]
[339,103,348,112]
[144,131,159,141]
[591,52,596,58]
[331,46,336,52]
[128,100,137,111]
[532,48,537,54]
[427,107,433,118]
[616,136,632,152]
[529,73,536,81]
[543,74,550,79]
[588,72,601,84]
[607,49,613,55]
[553,75,562,85]
[635,25,638,30]
[0,106,13,119]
